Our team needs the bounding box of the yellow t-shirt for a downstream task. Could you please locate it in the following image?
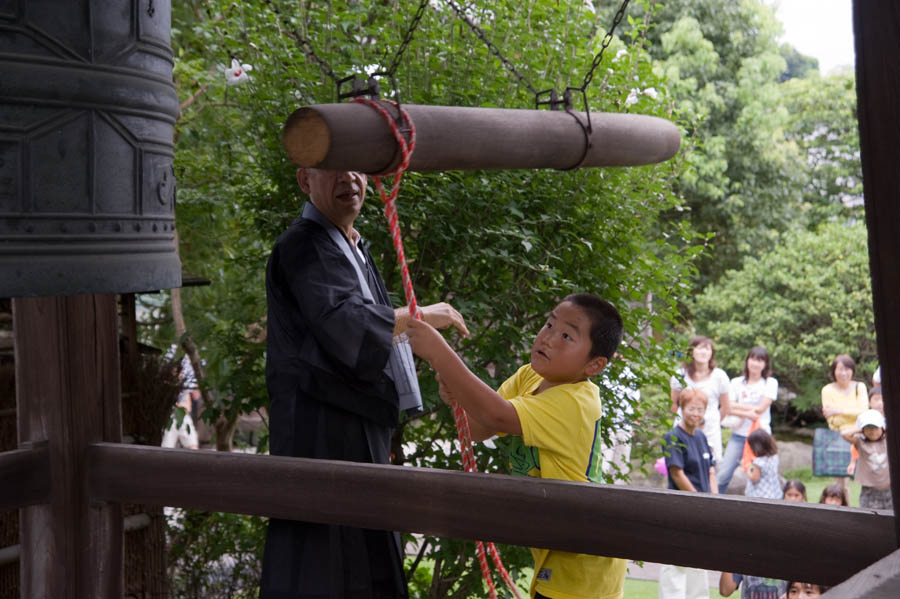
[821,382,868,432]
[498,364,627,599]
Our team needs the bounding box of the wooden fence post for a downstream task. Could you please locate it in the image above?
[854,0,900,546]
[14,294,122,598]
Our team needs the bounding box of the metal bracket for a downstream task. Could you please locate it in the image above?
[337,74,381,101]
[535,88,566,111]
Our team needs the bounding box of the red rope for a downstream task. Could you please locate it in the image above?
[353,98,522,599]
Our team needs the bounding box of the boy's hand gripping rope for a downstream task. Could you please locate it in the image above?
[353,98,523,599]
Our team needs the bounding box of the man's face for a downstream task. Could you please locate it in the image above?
[298,169,368,229]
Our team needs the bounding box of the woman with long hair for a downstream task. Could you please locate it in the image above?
[718,346,778,494]
[670,336,731,462]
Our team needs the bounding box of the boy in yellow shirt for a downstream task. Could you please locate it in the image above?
[407,293,627,599]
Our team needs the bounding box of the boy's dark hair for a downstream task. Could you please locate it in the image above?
[563,293,623,359]
[747,428,778,457]
[786,582,831,595]
[782,479,807,500]
[819,484,849,506]
[742,346,773,379]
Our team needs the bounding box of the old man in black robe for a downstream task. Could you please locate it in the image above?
[259,167,468,599]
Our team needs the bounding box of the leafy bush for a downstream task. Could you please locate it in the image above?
[690,221,876,410]
[167,509,267,599]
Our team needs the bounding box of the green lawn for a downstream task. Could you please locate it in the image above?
[623,578,727,599]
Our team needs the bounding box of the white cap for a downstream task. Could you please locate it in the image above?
[857,409,886,430]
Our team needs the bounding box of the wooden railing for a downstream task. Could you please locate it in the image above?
[1,440,895,587]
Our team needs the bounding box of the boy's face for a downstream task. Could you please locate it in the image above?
[870,393,884,413]
[863,425,884,441]
[530,301,606,384]
[788,582,822,599]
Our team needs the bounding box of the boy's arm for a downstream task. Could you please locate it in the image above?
[436,374,502,442]
[718,572,739,597]
[407,320,522,436]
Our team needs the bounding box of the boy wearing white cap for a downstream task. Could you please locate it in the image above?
[842,409,892,510]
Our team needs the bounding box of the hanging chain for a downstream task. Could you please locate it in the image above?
[385,0,431,77]
[444,0,540,97]
[579,0,631,92]
[263,0,339,85]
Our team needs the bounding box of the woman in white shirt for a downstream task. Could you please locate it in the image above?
[670,336,731,462]
[717,346,778,494]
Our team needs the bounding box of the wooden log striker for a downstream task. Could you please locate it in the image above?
[283,103,681,173]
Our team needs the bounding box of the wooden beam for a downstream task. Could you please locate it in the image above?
[282,103,681,173]
[87,443,895,586]
[854,0,900,544]
[14,295,123,599]
[0,444,49,511]
[822,548,900,599]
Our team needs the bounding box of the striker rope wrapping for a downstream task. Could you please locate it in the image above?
[353,97,523,599]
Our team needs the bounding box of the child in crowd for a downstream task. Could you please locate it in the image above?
[718,571,786,599]
[786,581,830,598]
[842,409,892,510]
[744,429,782,499]
[868,386,884,415]
[819,484,849,506]
[846,387,885,476]
[782,480,807,502]
[659,389,716,599]
[407,293,627,599]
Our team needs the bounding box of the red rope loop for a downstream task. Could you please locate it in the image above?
[353,98,522,599]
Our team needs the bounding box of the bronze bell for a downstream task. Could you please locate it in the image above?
[0,0,181,297]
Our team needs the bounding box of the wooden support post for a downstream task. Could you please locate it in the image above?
[14,295,123,598]
[854,0,900,545]
[822,548,900,599]
[283,103,681,173]
[88,443,896,586]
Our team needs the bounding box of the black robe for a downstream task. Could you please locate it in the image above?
[260,203,407,599]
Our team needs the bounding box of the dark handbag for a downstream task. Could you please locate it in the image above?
[812,427,852,477]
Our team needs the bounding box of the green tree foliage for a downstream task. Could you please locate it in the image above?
[165,0,704,595]
[779,43,818,82]
[690,221,875,411]
[781,70,863,226]
[640,0,810,285]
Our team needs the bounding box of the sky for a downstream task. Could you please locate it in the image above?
[771,0,855,74]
